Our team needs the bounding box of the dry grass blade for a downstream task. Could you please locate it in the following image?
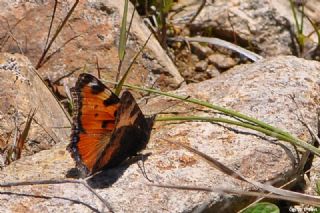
[118,0,129,63]
[169,36,263,61]
[304,14,320,49]
[290,95,319,176]
[149,183,320,207]
[3,19,24,54]
[44,0,58,50]
[5,109,36,164]
[15,108,36,159]
[161,139,320,207]
[0,16,25,52]
[36,0,79,69]
[317,108,320,138]
[162,139,247,181]
[41,34,82,67]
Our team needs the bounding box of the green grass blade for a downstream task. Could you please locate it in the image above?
[118,0,128,62]
[101,80,320,156]
[305,15,320,45]
[114,33,152,96]
[289,0,301,33]
[157,115,320,156]
[119,84,320,156]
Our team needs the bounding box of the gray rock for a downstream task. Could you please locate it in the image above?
[1,56,319,212]
[190,42,213,60]
[0,53,70,161]
[173,0,296,57]
[207,64,220,78]
[195,60,208,72]
[0,0,183,90]
[208,53,238,69]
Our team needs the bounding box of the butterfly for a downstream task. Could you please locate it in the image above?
[67,73,155,176]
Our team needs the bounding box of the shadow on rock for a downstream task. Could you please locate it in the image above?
[66,153,152,189]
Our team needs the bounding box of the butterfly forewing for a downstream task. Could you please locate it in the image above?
[68,73,120,175]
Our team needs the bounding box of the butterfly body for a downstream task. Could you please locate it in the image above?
[68,73,154,176]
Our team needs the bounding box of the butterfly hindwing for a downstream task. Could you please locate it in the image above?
[92,91,155,172]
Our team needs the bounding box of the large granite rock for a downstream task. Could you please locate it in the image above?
[172,0,296,57]
[0,55,319,212]
[0,0,183,90]
[0,53,70,165]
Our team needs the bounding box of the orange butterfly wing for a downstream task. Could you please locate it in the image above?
[68,74,155,176]
[68,73,120,175]
[91,91,155,173]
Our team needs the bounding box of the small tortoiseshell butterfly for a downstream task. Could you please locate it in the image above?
[67,73,155,176]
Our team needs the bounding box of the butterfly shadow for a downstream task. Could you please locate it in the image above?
[66,153,152,189]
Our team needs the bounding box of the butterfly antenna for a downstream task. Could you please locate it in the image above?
[143,78,160,105]
[149,95,191,117]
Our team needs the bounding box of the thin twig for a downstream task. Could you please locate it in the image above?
[161,139,320,204]
[0,179,114,212]
[0,16,25,52]
[0,191,100,212]
[31,117,60,145]
[81,181,114,212]
[4,19,24,54]
[159,0,168,49]
[40,34,82,67]
[52,67,82,84]
[188,0,206,24]
[149,183,320,207]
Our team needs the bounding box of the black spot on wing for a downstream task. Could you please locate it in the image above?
[101,120,108,128]
[103,93,119,106]
[76,73,100,89]
[91,84,105,94]
[75,73,115,95]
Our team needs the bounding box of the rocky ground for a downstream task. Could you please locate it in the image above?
[0,0,320,212]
